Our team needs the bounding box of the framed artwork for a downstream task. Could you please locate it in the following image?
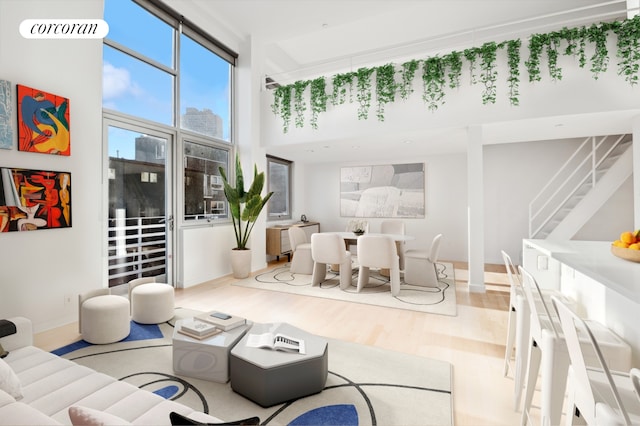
[0,80,12,149]
[0,168,72,232]
[17,84,70,155]
[340,163,425,218]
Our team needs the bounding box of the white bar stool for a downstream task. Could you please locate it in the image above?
[519,266,631,426]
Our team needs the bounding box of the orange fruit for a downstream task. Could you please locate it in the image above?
[629,243,640,250]
[613,240,630,248]
[621,231,636,244]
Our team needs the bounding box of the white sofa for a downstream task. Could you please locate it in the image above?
[0,317,226,425]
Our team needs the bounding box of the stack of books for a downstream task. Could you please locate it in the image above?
[178,318,222,340]
[195,311,246,331]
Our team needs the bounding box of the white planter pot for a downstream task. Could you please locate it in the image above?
[230,249,252,279]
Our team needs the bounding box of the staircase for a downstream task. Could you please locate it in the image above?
[528,134,633,239]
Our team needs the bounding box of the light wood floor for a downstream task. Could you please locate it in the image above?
[34,260,546,426]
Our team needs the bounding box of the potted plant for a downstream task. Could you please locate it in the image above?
[220,153,274,278]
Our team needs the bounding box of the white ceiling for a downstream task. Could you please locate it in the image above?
[176,0,635,162]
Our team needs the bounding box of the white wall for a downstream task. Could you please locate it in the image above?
[297,154,469,262]
[0,0,104,332]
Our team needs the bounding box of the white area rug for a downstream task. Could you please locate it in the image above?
[233,262,457,316]
[57,309,453,426]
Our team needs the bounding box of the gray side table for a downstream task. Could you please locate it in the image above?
[229,322,328,407]
[172,319,249,383]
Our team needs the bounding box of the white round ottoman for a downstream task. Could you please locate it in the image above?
[81,295,130,344]
[131,283,175,324]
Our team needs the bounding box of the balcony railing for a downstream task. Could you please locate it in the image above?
[107,215,166,287]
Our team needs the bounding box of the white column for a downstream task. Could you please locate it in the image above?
[467,125,485,293]
[632,116,640,229]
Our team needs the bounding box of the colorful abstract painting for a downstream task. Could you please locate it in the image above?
[0,168,72,232]
[17,84,70,155]
[0,80,13,149]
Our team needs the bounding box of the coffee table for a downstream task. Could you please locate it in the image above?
[229,322,328,407]
[172,318,250,383]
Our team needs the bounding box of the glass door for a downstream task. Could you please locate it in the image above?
[104,118,174,287]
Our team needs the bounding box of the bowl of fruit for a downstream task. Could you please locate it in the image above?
[611,230,640,263]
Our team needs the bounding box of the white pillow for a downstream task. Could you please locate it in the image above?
[0,358,23,400]
[69,406,132,426]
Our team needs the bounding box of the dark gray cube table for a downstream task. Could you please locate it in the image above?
[229,322,328,407]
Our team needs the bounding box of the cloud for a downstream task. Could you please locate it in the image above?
[102,61,141,100]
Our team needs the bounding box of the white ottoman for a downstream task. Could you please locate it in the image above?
[80,295,130,344]
[131,283,175,324]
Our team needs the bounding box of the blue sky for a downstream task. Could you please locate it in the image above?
[102,0,231,159]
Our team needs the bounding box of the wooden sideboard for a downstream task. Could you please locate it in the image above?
[266,222,320,260]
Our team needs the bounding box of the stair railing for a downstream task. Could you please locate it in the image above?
[528,134,627,238]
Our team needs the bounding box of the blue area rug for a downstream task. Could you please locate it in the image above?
[51,321,163,356]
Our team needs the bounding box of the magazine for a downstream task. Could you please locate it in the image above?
[246,332,306,354]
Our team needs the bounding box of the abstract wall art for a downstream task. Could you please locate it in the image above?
[17,84,70,155]
[340,163,425,218]
[0,168,72,232]
[0,79,13,149]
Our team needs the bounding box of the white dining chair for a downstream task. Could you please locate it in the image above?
[519,266,631,426]
[310,233,353,290]
[356,234,400,296]
[403,234,442,287]
[288,226,314,274]
[381,220,406,270]
[552,296,640,426]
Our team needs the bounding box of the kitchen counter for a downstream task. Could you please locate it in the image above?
[523,239,640,365]
[523,239,640,303]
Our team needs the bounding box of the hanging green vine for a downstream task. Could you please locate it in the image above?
[331,72,356,105]
[271,85,292,133]
[613,15,640,85]
[505,39,521,106]
[355,67,375,120]
[422,56,446,111]
[478,42,499,104]
[268,15,640,133]
[463,47,479,84]
[309,77,327,129]
[587,23,610,79]
[525,33,546,82]
[292,80,309,128]
[445,51,463,89]
[546,32,563,81]
[375,63,397,121]
[399,59,420,100]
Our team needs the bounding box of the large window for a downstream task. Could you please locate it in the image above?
[184,141,229,220]
[267,156,292,220]
[103,0,236,223]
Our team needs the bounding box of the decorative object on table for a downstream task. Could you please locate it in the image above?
[196,311,246,331]
[178,319,221,340]
[0,167,72,232]
[17,84,70,155]
[0,80,13,150]
[340,163,425,218]
[611,229,640,262]
[219,153,273,278]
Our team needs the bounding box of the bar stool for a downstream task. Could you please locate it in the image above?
[519,266,631,426]
[501,250,575,411]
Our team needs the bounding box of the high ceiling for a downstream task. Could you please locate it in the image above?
[173,1,635,162]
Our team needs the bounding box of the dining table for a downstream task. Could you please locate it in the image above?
[328,232,415,275]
